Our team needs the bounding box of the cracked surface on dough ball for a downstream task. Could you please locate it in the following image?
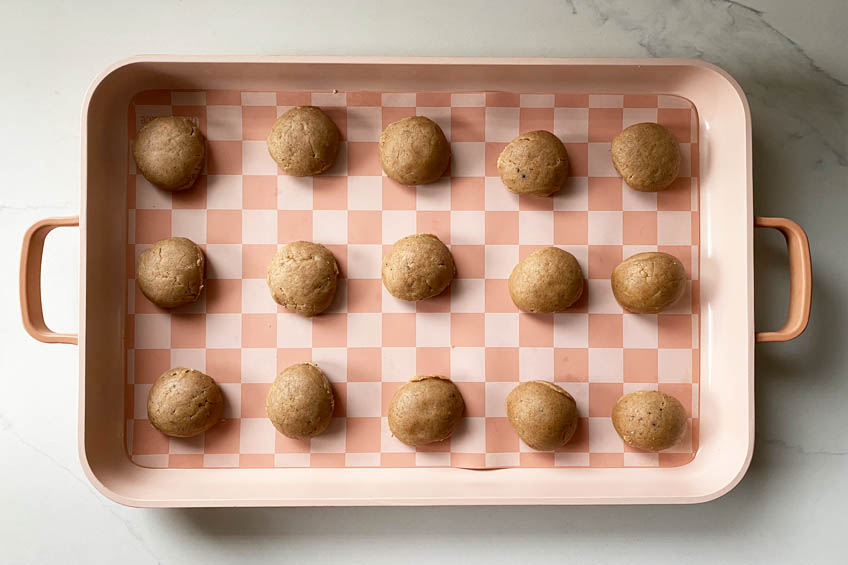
[147,367,224,438]
[266,362,335,439]
[267,241,339,317]
[497,130,569,196]
[382,233,456,301]
[267,106,341,176]
[506,381,579,451]
[612,390,687,451]
[611,122,680,192]
[611,252,686,314]
[379,116,451,185]
[136,236,205,309]
[133,116,205,191]
[388,376,465,446]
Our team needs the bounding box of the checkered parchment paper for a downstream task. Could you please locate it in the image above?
[124,90,700,469]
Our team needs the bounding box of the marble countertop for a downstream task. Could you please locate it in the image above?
[1,1,845,562]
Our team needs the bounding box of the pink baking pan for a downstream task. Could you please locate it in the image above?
[20,57,811,506]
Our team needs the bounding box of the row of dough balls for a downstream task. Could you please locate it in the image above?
[148,364,688,453]
[133,107,681,195]
[134,108,686,315]
[137,235,686,317]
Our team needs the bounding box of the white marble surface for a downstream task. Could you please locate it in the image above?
[1,0,846,562]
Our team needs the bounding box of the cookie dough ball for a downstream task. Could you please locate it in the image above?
[133,116,205,191]
[508,247,584,313]
[136,237,205,309]
[612,391,687,451]
[611,122,681,192]
[611,252,686,314]
[266,363,335,439]
[147,368,224,438]
[382,234,456,301]
[388,376,465,446]
[379,116,450,185]
[267,241,339,317]
[497,130,569,196]
[506,381,579,451]
[267,106,341,176]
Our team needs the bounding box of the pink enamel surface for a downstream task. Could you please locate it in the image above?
[76,57,755,506]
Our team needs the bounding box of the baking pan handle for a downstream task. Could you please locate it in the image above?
[20,216,80,345]
[754,216,812,343]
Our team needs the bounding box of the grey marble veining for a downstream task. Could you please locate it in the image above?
[1,1,846,563]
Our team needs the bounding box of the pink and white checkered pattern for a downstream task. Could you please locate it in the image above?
[125,90,700,470]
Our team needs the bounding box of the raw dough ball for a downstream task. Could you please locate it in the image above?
[612,391,687,451]
[388,376,465,446]
[611,122,681,192]
[136,237,205,309]
[267,106,341,176]
[379,116,450,185]
[508,247,584,313]
[147,367,224,438]
[497,130,569,196]
[506,381,579,451]
[266,362,335,439]
[611,252,686,314]
[133,116,205,191]
[267,241,339,317]
[382,234,456,301]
